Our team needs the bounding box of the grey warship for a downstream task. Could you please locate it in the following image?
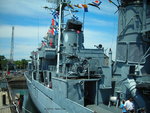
[25,0,150,113]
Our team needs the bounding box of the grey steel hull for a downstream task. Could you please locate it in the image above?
[25,72,96,113]
[25,72,122,113]
[26,76,67,113]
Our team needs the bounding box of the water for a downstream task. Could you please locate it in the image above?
[22,90,40,113]
[0,78,40,113]
[12,89,40,113]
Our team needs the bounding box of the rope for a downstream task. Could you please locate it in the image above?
[4,77,19,113]
[22,106,32,113]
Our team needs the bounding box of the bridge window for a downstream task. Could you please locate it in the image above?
[116,43,127,62]
[128,43,146,63]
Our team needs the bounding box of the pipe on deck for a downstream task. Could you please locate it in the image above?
[125,78,145,108]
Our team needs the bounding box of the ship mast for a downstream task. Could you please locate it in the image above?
[56,0,67,74]
[56,2,63,74]
[46,0,64,74]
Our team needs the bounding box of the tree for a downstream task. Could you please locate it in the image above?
[0,55,28,71]
[0,55,8,70]
[14,60,22,69]
[14,59,28,69]
[21,59,28,69]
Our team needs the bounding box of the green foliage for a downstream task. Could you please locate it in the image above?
[14,59,28,69]
[0,55,8,70]
[0,55,28,70]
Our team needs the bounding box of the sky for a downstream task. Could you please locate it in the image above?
[0,0,118,60]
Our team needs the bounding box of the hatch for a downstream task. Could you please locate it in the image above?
[84,81,97,106]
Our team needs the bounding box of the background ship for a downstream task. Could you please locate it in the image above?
[25,0,150,113]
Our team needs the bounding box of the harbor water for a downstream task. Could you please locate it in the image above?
[20,89,40,113]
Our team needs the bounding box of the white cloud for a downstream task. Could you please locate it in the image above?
[84,28,117,59]
[0,44,37,60]
[0,0,119,60]
[0,25,50,60]
[0,25,49,39]
[0,0,118,19]
[0,48,11,60]
[14,44,37,60]
[0,0,52,17]
[85,18,114,27]
[0,24,117,60]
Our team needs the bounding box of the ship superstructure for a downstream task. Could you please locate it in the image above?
[25,0,150,113]
[114,0,150,111]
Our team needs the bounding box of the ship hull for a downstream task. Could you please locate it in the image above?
[24,72,95,113]
[25,74,67,113]
[25,74,121,113]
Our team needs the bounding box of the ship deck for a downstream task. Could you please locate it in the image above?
[87,104,122,113]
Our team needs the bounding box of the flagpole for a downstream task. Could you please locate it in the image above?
[109,0,118,7]
[56,2,62,74]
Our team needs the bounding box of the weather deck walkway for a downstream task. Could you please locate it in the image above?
[87,104,122,113]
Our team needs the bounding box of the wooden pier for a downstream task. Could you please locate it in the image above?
[6,75,27,89]
[0,91,11,113]
[0,72,27,113]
